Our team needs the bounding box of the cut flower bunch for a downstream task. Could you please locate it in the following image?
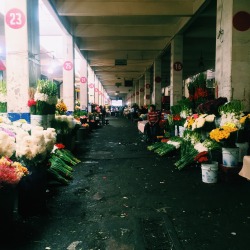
[47,144,81,185]
[0,156,28,186]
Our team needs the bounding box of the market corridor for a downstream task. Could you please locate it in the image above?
[2,116,250,250]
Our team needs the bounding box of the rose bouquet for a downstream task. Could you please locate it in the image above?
[0,156,28,186]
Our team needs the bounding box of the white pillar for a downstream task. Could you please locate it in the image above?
[153,59,162,109]
[139,77,144,107]
[88,66,95,104]
[134,80,139,104]
[79,56,88,110]
[63,34,75,114]
[170,35,183,106]
[5,0,40,121]
[144,70,151,106]
[94,76,99,105]
[215,0,250,110]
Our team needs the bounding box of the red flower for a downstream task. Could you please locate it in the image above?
[55,143,65,149]
[194,151,208,162]
[28,99,36,107]
[173,114,181,121]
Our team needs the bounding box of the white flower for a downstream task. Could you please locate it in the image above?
[205,114,215,122]
[196,117,206,129]
[34,92,49,102]
[167,141,181,149]
[192,122,197,131]
[194,142,208,153]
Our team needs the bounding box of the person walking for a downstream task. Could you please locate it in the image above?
[100,105,106,125]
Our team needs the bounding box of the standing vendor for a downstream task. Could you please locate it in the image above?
[147,105,160,142]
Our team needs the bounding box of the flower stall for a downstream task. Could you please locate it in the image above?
[0,115,81,217]
[148,98,249,184]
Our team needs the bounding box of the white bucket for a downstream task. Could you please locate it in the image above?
[30,115,47,128]
[235,142,249,163]
[222,147,239,167]
[179,126,185,137]
[201,161,218,183]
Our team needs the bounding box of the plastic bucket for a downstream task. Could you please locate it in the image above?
[30,115,47,128]
[222,147,239,167]
[235,142,249,163]
[201,161,218,183]
[179,126,185,137]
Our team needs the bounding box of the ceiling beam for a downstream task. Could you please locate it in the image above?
[84,50,160,60]
[75,24,175,37]
[56,1,194,16]
[80,39,169,51]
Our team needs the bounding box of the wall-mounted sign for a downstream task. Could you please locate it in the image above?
[146,84,150,89]
[88,83,94,88]
[6,8,26,29]
[146,94,150,100]
[233,11,250,31]
[136,91,139,95]
[63,61,73,71]
[173,62,183,71]
[140,88,144,92]
[94,88,99,92]
[80,77,87,83]
[155,76,162,83]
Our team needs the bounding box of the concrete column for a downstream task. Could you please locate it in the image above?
[170,35,183,106]
[5,0,40,121]
[134,80,139,104]
[144,70,151,106]
[63,34,75,114]
[79,57,88,110]
[215,0,250,110]
[153,59,162,109]
[139,77,144,107]
[94,76,99,105]
[88,66,95,104]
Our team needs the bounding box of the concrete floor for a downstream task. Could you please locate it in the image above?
[1,116,250,250]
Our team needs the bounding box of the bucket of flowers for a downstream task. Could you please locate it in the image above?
[0,156,28,225]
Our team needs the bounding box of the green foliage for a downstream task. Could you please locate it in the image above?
[37,79,58,96]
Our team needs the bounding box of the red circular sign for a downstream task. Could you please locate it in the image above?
[95,88,99,92]
[136,91,139,95]
[173,62,183,71]
[233,11,250,31]
[88,83,94,88]
[63,61,73,71]
[146,84,150,89]
[140,88,144,92]
[155,76,162,83]
[146,94,150,100]
[6,8,26,29]
[80,77,87,83]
